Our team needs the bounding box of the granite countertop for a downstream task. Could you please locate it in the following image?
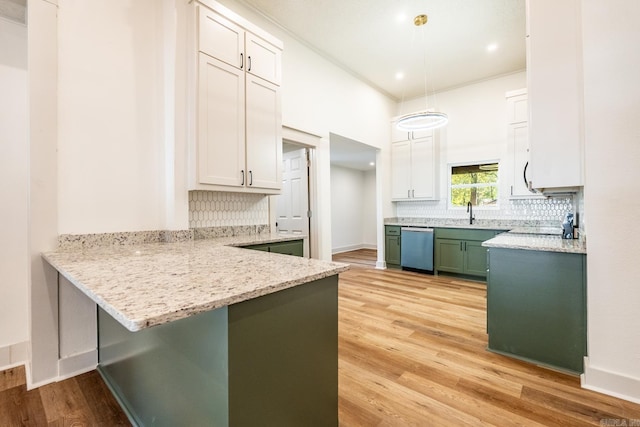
[43,234,349,332]
[482,233,586,254]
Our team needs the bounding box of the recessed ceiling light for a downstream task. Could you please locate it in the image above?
[487,43,498,52]
[369,162,375,167]
[395,71,404,80]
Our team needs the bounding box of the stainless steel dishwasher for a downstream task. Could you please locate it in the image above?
[400,227,434,272]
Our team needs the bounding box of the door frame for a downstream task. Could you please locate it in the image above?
[271,127,322,259]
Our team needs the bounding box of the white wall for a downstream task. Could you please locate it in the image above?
[581,1,640,403]
[0,17,29,363]
[57,0,168,234]
[394,72,527,217]
[330,166,376,253]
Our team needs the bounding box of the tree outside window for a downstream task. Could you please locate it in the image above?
[450,163,499,207]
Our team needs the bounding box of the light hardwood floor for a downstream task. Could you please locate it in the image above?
[334,249,640,426]
[1,249,638,426]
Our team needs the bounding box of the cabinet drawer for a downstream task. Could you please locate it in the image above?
[385,226,401,236]
[435,228,499,242]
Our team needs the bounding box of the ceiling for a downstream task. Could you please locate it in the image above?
[237,0,526,101]
[329,134,377,172]
[237,0,526,171]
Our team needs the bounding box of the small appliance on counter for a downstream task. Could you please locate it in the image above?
[562,212,574,239]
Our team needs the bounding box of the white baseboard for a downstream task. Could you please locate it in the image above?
[376,260,387,269]
[58,349,98,381]
[0,341,29,371]
[581,357,640,404]
[332,243,376,254]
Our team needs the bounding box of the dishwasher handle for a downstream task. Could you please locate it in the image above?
[401,227,434,233]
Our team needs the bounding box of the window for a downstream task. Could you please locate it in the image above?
[449,163,499,207]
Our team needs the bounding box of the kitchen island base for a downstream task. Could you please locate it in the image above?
[98,275,338,426]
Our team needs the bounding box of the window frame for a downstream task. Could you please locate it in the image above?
[447,160,501,210]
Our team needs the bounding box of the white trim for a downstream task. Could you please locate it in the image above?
[332,243,376,255]
[581,357,640,404]
[282,126,323,148]
[58,349,98,381]
[270,126,322,260]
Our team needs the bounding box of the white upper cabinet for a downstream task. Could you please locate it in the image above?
[390,128,439,201]
[245,33,282,86]
[505,89,538,198]
[526,0,584,192]
[198,54,245,188]
[198,6,281,86]
[192,2,283,193]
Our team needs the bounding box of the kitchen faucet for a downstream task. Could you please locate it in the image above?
[467,201,475,225]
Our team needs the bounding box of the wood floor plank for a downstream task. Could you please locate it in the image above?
[39,377,97,425]
[75,370,130,425]
[0,385,48,426]
[0,366,26,393]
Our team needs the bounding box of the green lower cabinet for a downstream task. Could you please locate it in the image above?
[385,226,401,268]
[464,241,489,277]
[435,239,465,274]
[243,239,303,257]
[487,248,587,374]
[434,228,502,279]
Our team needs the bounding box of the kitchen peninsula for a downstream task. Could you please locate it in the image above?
[43,234,348,426]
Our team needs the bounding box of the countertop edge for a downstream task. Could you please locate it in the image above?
[43,236,348,332]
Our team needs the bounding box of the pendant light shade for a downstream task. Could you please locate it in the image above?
[394,14,447,132]
[395,111,448,131]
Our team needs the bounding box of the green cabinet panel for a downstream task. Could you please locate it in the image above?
[385,226,401,268]
[434,228,502,279]
[487,248,586,374]
[464,241,489,277]
[268,240,304,257]
[435,228,498,241]
[435,239,464,273]
[245,243,269,252]
[243,239,303,257]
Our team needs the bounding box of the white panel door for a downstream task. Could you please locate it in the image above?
[198,53,245,187]
[390,140,411,200]
[411,136,435,199]
[245,74,282,190]
[277,148,309,236]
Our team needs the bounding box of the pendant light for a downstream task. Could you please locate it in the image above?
[394,14,448,131]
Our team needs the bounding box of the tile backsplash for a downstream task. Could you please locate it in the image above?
[396,196,575,226]
[189,191,269,229]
